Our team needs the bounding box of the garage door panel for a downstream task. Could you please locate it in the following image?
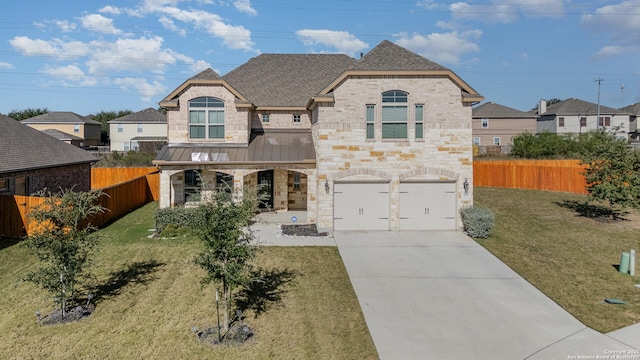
[334,183,389,231]
[399,182,456,230]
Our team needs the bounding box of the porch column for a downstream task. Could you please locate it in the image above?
[159,169,180,208]
[306,170,317,224]
[233,170,245,202]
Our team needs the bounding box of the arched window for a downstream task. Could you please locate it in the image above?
[188,97,224,139]
[381,90,408,139]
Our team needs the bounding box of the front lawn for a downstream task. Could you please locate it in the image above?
[0,202,377,359]
[475,187,640,333]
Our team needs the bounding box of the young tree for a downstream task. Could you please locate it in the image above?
[22,188,106,319]
[580,130,640,213]
[192,187,259,331]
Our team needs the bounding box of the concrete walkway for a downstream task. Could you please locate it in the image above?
[249,214,640,359]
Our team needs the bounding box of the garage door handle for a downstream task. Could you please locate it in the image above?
[445,217,455,219]
[334,217,343,220]
[425,208,429,215]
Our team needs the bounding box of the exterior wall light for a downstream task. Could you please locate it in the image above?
[463,178,469,196]
[325,179,330,194]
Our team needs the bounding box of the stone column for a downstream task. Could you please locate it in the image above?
[306,170,317,224]
[159,169,180,208]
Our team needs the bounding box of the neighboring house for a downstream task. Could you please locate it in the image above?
[472,102,537,146]
[0,115,97,195]
[21,111,102,147]
[153,40,482,231]
[42,129,85,147]
[108,108,167,152]
[537,98,632,139]
[621,102,640,140]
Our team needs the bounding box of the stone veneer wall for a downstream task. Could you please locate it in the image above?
[287,172,307,210]
[0,163,91,195]
[312,76,474,231]
[166,84,250,144]
[250,111,312,130]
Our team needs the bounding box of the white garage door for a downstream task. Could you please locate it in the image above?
[334,182,389,231]
[399,182,457,230]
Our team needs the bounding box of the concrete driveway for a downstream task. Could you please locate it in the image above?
[335,231,639,360]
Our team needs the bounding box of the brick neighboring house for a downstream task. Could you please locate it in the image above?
[109,108,167,152]
[0,115,97,195]
[21,111,102,147]
[537,98,633,139]
[472,102,537,146]
[154,40,482,231]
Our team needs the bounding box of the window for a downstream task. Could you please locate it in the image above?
[117,124,123,132]
[597,116,611,127]
[481,118,489,128]
[415,104,424,139]
[558,117,564,127]
[381,90,408,139]
[124,142,130,151]
[74,124,80,133]
[293,173,301,190]
[293,114,301,123]
[189,97,224,139]
[262,114,270,123]
[137,123,143,133]
[473,137,480,146]
[493,137,501,145]
[15,176,28,196]
[184,169,202,202]
[366,104,375,139]
[131,141,139,151]
[580,117,587,127]
[216,172,233,192]
[0,179,8,192]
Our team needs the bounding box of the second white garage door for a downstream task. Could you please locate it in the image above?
[334,182,389,231]
[399,182,457,230]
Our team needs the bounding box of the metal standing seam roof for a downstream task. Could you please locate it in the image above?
[0,115,96,173]
[473,102,537,118]
[154,130,316,164]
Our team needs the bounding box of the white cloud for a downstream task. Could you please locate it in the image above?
[0,61,13,69]
[234,0,257,16]
[449,0,564,23]
[582,0,640,58]
[159,17,187,36]
[54,20,77,32]
[39,64,99,87]
[296,30,368,56]
[10,36,59,57]
[99,6,122,15]
[394,30,482,64]
[86,36,177,75]
[114,77,168,102]
[80,14,122,35]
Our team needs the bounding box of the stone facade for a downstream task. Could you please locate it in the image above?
[312,76,473,230]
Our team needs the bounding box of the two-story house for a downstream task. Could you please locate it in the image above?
[108,108,167,152]
[621,102,640,140]
[537,98,633,139]
[153,40,482,231]
[21,111,102,147]
[472,102,537,146]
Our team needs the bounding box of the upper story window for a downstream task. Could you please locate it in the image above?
[580,117,587,127]
[381,90,408,139]
[481,118,489,128]
[366,104,375,139]
[74,124,80,133]
[415,104,424,139]
[117,124,123,132]
[137,123,143,133]
[293,114,301,123]
[189,97,224,139]
[262,114,270,123]
[598,116,611,127]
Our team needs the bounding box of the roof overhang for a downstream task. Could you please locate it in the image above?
[159,79,251,109]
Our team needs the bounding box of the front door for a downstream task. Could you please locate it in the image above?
[257,170,274,209]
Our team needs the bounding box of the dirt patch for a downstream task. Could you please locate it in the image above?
[279,224,330,237]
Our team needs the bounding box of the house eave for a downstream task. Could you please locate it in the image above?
[159,79,250,108]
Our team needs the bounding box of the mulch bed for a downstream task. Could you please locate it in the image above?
[279,224,330,237]
[39,305,94,325]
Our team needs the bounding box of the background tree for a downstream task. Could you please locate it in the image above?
[22,188,106,319]
[580,129,640,214]
[7,108,48,121]
[191,187,260,331]
[90,110,132,145]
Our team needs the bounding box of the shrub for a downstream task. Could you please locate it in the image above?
[460,206,495,239]
[154,206,196,233]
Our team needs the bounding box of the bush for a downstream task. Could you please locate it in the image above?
[154,206,196,233]
[460,206,495,239]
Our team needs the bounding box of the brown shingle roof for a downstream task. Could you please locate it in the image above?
[223,54,357,107]
[542,98,629,116]
[352,40,449,71]
[20,111,101,125]
[621,102,640,115]
[43,129,84,141]
[473,102,535,118]
[109,108,166,123]
[0,115,96,173]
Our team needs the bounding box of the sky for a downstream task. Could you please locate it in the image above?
[0,0,639,116]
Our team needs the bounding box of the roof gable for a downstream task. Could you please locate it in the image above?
[473,102,535,118]
[352,40,448,71]
[0,115,96,173]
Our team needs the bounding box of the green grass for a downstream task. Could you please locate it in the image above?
[475,187,640,333]
[0,202,378,359]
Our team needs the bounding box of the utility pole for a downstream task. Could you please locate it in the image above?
[621,84,625,108]
[595,77,603,129]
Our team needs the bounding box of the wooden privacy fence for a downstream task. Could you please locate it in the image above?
[473,160,588,194]
[0,167,160,238]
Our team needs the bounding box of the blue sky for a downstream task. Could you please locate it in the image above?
[1,0,638,116]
